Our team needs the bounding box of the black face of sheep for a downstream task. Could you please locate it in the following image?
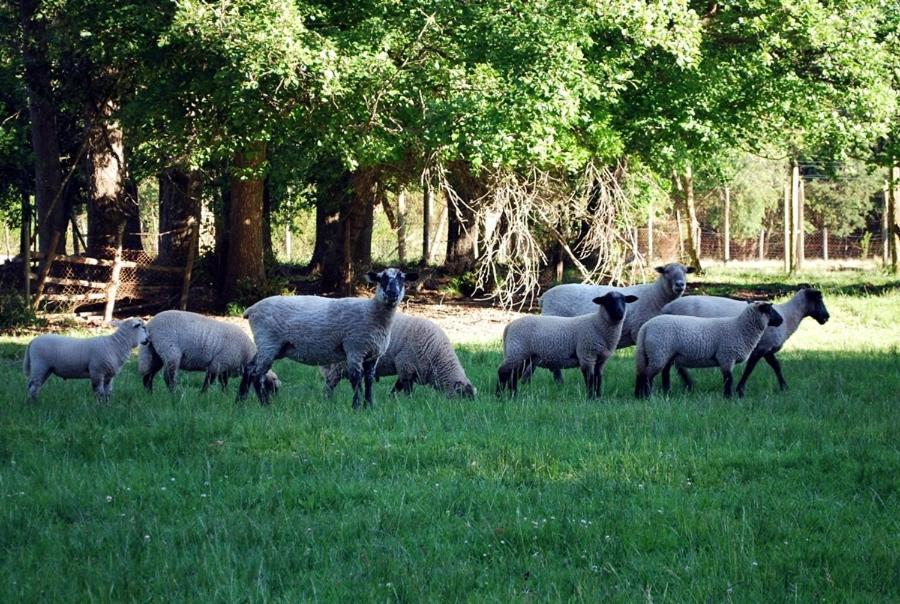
[592,292,639,323]
[756,303,784,327]
[452,381,477,399]
[655,263,696,297]
[367,268,419,307]
[804,289,830,325]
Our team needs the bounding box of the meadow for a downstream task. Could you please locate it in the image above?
[1,265,898,602]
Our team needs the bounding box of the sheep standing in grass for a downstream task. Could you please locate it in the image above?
[634,302,783,399]
[23,318,149,403]
[241,268,417,409]
[497,292,638,398]
[538,263,695,383]
[319,314,476,399]
[660,288,830,396]
[138,310,280,395]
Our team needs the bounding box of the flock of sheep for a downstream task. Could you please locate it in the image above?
[22,264,830,406]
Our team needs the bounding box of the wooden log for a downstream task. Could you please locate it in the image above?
[179,221,199,310]
[31,230,61,309]
[104,228,124,321]
[42,292,108,302]
[29,273,108,289]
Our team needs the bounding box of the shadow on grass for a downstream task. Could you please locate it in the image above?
[691,279,900,299]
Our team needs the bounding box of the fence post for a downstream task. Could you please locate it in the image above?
[884,182,890,265]
[823,227,829,261]
[790,161,800,272]
[890,164,899,273]
[22,193,31,301]
[179,220,199,310]
[758,229,765,262]
[31,230,61,310]
[422,178,433,265]
[783,179,790,272]
[723,186,731,264]
[797,178,805,270]
[647,203,654,263]
[103,226,125,322]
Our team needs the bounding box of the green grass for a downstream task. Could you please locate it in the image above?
[1,274,898,601]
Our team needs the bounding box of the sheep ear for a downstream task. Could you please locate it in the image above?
[655,266,665,274]
[624,295,639,303]
[109,319,121,327]
[685,266,697,274]
[758,303,773,312]
[404,272,419,282]
[365,271,380,284]
[591,296,607,305]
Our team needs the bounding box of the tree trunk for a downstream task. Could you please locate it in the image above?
[158,168,202,267]
[674,167,701,270]
[342,171,377,293]
[723,186,730,263]
[397,190,407,265]
[86,99,127,259]
[444,161,482,273]
[124,178,143,251]
[19,0,66,254]
[890,164,899,274]
[263,177,276,266]
[223,141,267,301]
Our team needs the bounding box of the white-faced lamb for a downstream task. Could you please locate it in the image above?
[319,313,476,399]
[23,318,149,403]
[241,268,417,409]
[538,262,695,383]
[634,302,783,399]
[497,292,638,398]
[138,310,280,395]
[659,288,830,396]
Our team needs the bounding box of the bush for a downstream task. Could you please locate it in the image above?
[0,293,46,331]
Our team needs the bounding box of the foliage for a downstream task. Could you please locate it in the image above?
[803,161,884,236]
[0,292,46,331]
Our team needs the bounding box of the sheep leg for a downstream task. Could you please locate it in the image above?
[347,364,364,410]
[634,371,653,399]
[735,352,764,397]
[92,376,106,404]
[201,371,214,393]
[162,361,179,392]
[676,367,694,392]
[363,358,377,408]
[103,376,114,403]
[764,352,788,391]
[27,367,52,402]
[721,365,735,398]
[219,373,230,391]
[580,362,599,399]
[661,362,673,394]
[243,348,277,405]
[496,359,525,396]
[551,367,564,385]
[142,346,164,392]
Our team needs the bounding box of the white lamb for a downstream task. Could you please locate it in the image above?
[241,268,417,409]
[319,313,476,399]
[634,302,783,399]
[538,262,695,383]
[138,310,280,395]
[23,318,149,403]
[660,288,830,396]
[497,292,638,398]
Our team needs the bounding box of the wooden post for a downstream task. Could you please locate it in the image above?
[890,164,899,274]
[397,189,407,264]
[31,230,61,309]
[884,182,890,264]
[823,227,829,261]
[758,229,765,261]
[783,179,791,272]
[790,161,800,272]
[103,226,125,322]
[422,178,433,265]
[797,178,805,270]
[647,203,654,263]
[285,224,292,261]
[22,193,31,301]
[179,220,199,310]
[723,186,731,264]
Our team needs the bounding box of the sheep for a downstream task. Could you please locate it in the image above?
[240,268,417,409]
[634,301,783,399]
[319,313,476,399]
[538,262,696,383]
[23,317,149,403]
[659,288,830,396]
[138,310,280,395]
[497,292,638,398]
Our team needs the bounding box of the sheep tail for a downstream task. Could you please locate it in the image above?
[22,342,31,376]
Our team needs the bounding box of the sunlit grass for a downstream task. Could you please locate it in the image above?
[0,269,897,601]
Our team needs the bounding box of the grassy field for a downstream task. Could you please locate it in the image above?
[1,266,898,602]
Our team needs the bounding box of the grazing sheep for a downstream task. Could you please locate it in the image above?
[241,268,417,409]
[539,263,696,383]
[138,310,280,395]
[23,318,149,403]
[634,302,783,399]
[660,288,830,396]
[319,314,476,399]
[497,292,638,398]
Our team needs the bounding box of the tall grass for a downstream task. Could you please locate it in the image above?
[1,275,897,601]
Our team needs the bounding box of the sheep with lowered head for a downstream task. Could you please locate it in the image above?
[660,288,830,396]
[539,262,695,383]
[320,313,476,399]
[138,310,280,395]
[497,292,638,398]
[241,268,417,409]
[23,318,148,403]
[634,302,783,399]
